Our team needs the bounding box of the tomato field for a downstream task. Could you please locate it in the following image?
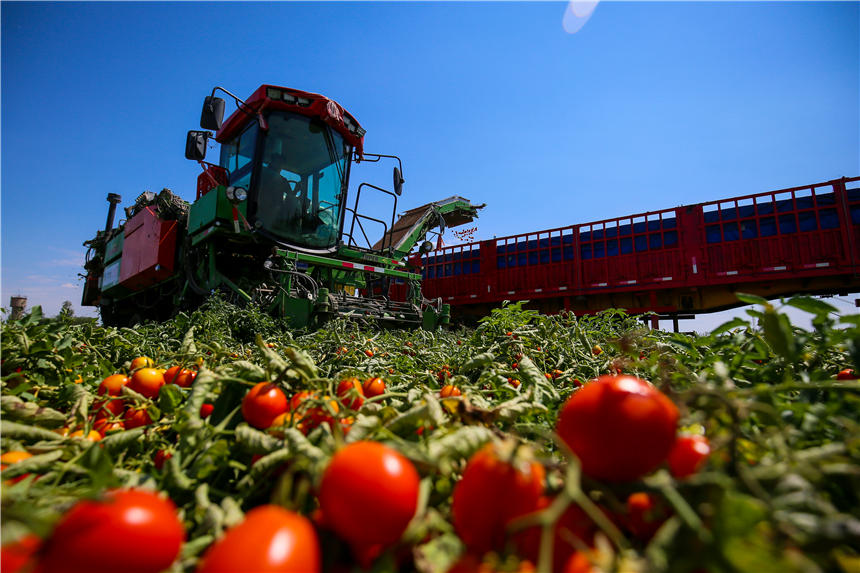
[1,295,859,573]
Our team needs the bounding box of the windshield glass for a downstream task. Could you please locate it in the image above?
[219,122,258,189]
[255,111,349,251]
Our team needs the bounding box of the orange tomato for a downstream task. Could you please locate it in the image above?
[268,412,304,437]
[1,451,34,484]
[97,374,129,397]
[440,385,462,398]
[70,430,102,442]
[1,451,33,467]
[363,377,386,398]
[127,368,165,399]
[129,356,154,371]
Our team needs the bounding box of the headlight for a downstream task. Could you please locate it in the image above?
[225,186,247,203]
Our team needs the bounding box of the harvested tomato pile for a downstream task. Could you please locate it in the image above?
[1,295,859,573]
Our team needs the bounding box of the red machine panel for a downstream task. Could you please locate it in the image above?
[197,164,228,199]
[421,176,860,316]
[119,207,178,290]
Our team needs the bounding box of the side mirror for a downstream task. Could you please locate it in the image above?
[200,96,225,131]
[419,240,434,254]
[393,167,404,196]
[185,130,209,161]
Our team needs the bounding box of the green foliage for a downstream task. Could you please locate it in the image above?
[1,296,859,572]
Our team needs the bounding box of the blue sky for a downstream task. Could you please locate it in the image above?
[2,1,858,331]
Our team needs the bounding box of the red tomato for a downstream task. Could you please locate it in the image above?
[562,551,600,573]
[555,375,678,482]
[446,554,536,573]
[154,450,173,471]
[303,396,339,432]
[1,534,41,573]
[624,492,670,540]
[163,366,182,385]
[837,368,855,380]
[127,368,164,399]
[123,406,153,429]
[452,441,545,556]
[336,377,365,410]
[319,441,419,546]
[93,419,125,437]
[199,403,214,419]
[241,382,288,429]
[362,377,386,398]
[514,497,595,572]
[97,374,129,397]
[36,489,184,573]
[289,390,313,411]
[440,385,462,398]
[667,434,711,479]
[173,369,197,388]
[196,505,319,573]
[92,397,125,421]
[337,416,355,437]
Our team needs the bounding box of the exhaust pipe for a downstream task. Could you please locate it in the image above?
[105,193,122,233]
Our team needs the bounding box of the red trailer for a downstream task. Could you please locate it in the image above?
[421,176,860,324]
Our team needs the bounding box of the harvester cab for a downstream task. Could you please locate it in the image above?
[187,86,359,255]
[82,84,482,328]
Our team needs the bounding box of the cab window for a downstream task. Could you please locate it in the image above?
[219,122,258,189]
